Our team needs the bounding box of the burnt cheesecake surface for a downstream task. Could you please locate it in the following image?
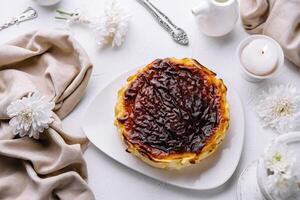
[115,58,229,169]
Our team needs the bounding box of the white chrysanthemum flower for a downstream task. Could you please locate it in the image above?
[256,84,300,133]
[91,0,131,48]
[7,92,55,139]
[266,172,299,200]
[263,143,299,199]
[264,143,296,174]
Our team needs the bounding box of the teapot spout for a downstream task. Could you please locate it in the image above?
[191,1,210,16]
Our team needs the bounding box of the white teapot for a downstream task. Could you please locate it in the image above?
[192,0,239,37]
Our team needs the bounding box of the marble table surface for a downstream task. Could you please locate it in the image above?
[1,0,300,199]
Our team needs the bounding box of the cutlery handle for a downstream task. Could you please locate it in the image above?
[137,0,177,34]
[137,0,189,46]
[0,7,38,31]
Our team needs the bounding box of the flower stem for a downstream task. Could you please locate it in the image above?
[56,9,73,16]
[55,16,68,20]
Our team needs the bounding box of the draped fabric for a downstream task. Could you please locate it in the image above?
[240,0,300,67]
[0,30,95,200]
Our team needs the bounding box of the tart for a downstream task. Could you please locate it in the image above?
[115,58,230,169]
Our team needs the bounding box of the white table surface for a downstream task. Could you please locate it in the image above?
[1,0,300,199]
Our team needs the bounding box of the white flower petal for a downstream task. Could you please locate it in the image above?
[264,143,296,174]
[263,142,299,199]
[256,84,300,133]
[266,173,299,199]
[7,92,54,139]
[91,0,130,48]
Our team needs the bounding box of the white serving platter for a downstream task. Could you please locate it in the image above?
[82,67,245,190]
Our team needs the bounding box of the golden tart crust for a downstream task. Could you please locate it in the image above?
[115,58,230,169]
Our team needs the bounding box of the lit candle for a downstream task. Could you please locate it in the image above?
[241,39,278,76]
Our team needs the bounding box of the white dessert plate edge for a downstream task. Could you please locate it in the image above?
[82,66,245,190]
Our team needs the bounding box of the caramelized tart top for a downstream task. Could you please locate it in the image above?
[116,58,229,160]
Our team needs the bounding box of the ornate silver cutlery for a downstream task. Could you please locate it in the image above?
[0,7,38,31]
[136,0,189,46]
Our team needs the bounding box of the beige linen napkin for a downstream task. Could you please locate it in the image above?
[0,30,95,200]
[240,0,300,67]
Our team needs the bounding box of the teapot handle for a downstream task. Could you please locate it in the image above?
[191,1,211,17]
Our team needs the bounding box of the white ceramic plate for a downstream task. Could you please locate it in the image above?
[82,67,245,190]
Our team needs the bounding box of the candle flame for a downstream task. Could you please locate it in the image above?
[262,45,268,55]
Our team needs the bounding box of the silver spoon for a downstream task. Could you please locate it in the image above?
[0,7,38,31]
[137,0,189,46]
